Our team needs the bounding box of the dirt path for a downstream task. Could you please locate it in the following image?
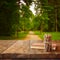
[1,31,60,54]
[23,31,41,40]
[2,31,42,54]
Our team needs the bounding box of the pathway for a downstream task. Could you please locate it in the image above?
[1,31,42,54]
[23,31,42,40]
[0,31,60,54]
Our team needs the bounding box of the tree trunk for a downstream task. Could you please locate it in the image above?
[54,0,58,32]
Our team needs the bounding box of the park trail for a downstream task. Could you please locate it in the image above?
[2,31,42,53]
[23,31,42,40]
[1,31,60,54]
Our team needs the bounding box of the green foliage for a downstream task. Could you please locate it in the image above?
[0,31,28,40]
[17,31,28,39]
[23,0,32,6]
[32,0,60,32]
[20,4,33,31]
[32,15,40,30]
[0,0,60,37]
[33,11,49,31]
[34,31,60,40]
[0,0,20,36]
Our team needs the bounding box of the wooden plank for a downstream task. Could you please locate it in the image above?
[31,46,45,49]
[31,43,57,50]
[52,44,57,50]
[32,43,44,46]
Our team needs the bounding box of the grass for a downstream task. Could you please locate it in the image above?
[34,31,60,41]
[17,31,28,39]
[0,31,28,40]
[0,36,15,40]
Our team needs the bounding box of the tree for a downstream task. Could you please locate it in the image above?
[20,2,33,31]
[0,0,20,36]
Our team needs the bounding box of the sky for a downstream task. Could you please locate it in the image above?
[30,2,36,15]
[20,0,36,15]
